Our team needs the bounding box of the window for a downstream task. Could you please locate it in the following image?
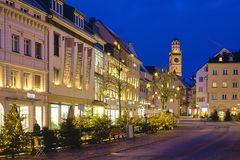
[211,94,217,100]
[232,94,238,100]
[23,73,31,90]
[12,34,19,52]
[204,66,208,72]
[199,77,204,82]
[212,69,217,75]
[18,106,29,131]
[95,49,104,75]
[222,82,227,88]
[20,7,28,13]
[51,0,63,15]
[50,104,59,129]
[197,97,205,102]
[75,15,84,29]
[33,13,41,19]
[24,39,31,56]
[222,94,227,100]
[6,0,14,6]
[198,87,203,92]
[233,69,238,75]
[35,106,42,128]
[53,68,60,85]
[35,42,42,59]
[34,75,41,91]
[61,105,69,120]
[212,82,217,88]
[219,57,223,62]
[233,82,238,88]
[223,69,227,75]
[54,33,60,56]
[11,70,19,88]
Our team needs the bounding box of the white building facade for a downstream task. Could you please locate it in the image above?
[0,0,49,131]
[196,64,209,117]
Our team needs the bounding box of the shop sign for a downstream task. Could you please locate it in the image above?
[27,93,35,99]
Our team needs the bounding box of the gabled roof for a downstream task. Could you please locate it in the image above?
[208,48,240,63]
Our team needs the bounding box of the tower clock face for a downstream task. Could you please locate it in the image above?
[174,58,180,63]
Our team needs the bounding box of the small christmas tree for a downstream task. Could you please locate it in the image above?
[0,104,28,158]
[224,109,232,121]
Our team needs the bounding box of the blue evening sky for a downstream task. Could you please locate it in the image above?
[67,0,240,78]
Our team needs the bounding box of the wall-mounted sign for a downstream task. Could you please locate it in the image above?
[27,93,35,99]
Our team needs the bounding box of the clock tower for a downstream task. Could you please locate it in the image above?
[169,37,182,76]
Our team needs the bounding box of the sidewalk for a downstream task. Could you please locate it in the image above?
[23,130,181,160]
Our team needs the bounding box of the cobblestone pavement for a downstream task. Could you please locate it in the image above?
[10,119,240,160]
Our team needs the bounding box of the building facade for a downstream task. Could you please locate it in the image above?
[196,64,209,117]
[208,48,240,120]
[0,0,49,131]
[40,0,99,129]
[92,19,142,119]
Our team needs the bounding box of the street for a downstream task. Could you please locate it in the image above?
[32,119,240,160]
[96,120,240,160]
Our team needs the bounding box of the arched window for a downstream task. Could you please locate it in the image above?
[0,103,4,132]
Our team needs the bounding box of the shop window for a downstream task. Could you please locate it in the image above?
[18,106,29,131]
[61,105,69,120]
[35,106,42,128]
[51,104,59,129]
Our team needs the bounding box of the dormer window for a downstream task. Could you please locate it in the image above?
[219,57,223,62]
[51,0,63,15]
[74,14,84,29]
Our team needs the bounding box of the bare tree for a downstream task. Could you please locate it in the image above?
[150,71,178,110]
[103,54,131,118]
